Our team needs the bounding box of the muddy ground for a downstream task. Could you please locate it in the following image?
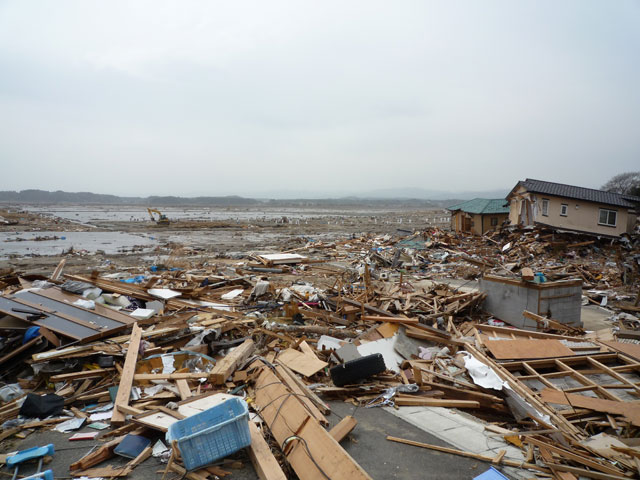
[0,205,450,275]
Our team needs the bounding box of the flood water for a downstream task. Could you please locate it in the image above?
[0,231,158,259]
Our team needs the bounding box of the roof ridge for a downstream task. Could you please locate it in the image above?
[524,178,626,197]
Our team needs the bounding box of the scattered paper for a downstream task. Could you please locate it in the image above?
[463,352,506,390]
[161,355,176,374]
[55,417,85,432]
[221,289,244,300]
[73,299,95,310]
[87,422,109,430]
[152,439,169,457]
[89,410,113,422]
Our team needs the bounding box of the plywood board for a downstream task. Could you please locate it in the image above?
[540,389,640,427]
[484,339,575,360]
[277,348,327,377]
[601,341,640,362]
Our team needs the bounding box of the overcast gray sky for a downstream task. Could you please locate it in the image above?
[1,1,639,198]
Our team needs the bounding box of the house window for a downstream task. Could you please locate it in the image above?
[598,208,617,227]
[490,217,498,226]
[560,204,568,216]
[541,199,549,216]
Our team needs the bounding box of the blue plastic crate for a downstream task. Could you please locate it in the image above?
[166,396,251,471]
[474,466,510,480]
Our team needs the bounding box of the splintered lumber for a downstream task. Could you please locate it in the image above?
[362,315,418,324]
[111,323,143,425]
[394,398,480,408]
[277,363,331,414]
[540,389,640,427]
[127,446,152,468]
[464,345,581,437]
[50,368,115,382]
[385,436,549,473]
[176,379,191,400]
[253,365,372,480]
[274,364,328,425]
[329,416,357,442]
[50,258,67,281]
[521,267,535,281]
[542,464,629,480]
[70,436,124,470]
[524,437,625,477]
[270,324,357,339]
[133,372,210,381]
[210,338,255,384]
[276,348,327,377]
[247,422,287,480]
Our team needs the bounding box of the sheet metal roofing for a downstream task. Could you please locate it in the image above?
[447,198,510,215]
[518,178,640,208]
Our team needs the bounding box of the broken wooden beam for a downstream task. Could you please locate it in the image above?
[210,338,256,384]
[247,422,287,480]
[111,323,142,425]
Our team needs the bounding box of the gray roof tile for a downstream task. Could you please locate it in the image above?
[520,179,640,208]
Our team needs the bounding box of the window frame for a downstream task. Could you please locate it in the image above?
[598,208,617,227]
[560,204,568,216]
[541,198,549,216]
[490,217,498,227]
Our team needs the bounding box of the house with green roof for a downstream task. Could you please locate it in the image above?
[447,198,510,235]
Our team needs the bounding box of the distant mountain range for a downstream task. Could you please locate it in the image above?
[0,188,510,208]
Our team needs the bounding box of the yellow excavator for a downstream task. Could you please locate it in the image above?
[147,208,170,226]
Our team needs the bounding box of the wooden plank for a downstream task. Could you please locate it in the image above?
[525,437,625,476]
[209,338,255,384]
[111,323,142,425]
[134,372,210,381]
[50,368,115,382]
[127,446,152,468]
[0,336,43,365]
[176,379,191,400]
[276,363,330,414]
[70,436,123,471]
[385,436,549,473]
[537,445,577,480]
[484,339,575,360]
[298,340,318,358]
[247,422,287,480]
[540,389,640,427]
[362,315,418,324]
[329,416,357,442]
[50,258,67,281]
[394,398,480,408]
[253,365,372,480]
[276,348,327,377]
[601,341,640,362]
[274,364,327,425]
[542,464,629,480]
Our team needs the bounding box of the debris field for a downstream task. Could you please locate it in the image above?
[1,222,639,480]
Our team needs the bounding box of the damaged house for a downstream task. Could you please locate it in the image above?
[507,178,640,237]
[447,198,510,235]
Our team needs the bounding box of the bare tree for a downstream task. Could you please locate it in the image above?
[601,172,640,196]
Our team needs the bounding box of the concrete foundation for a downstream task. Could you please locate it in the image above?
[479,275,582,329]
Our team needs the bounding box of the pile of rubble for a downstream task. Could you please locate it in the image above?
[0,225,639,480]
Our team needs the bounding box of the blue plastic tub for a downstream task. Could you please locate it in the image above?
[166,397,251,471]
